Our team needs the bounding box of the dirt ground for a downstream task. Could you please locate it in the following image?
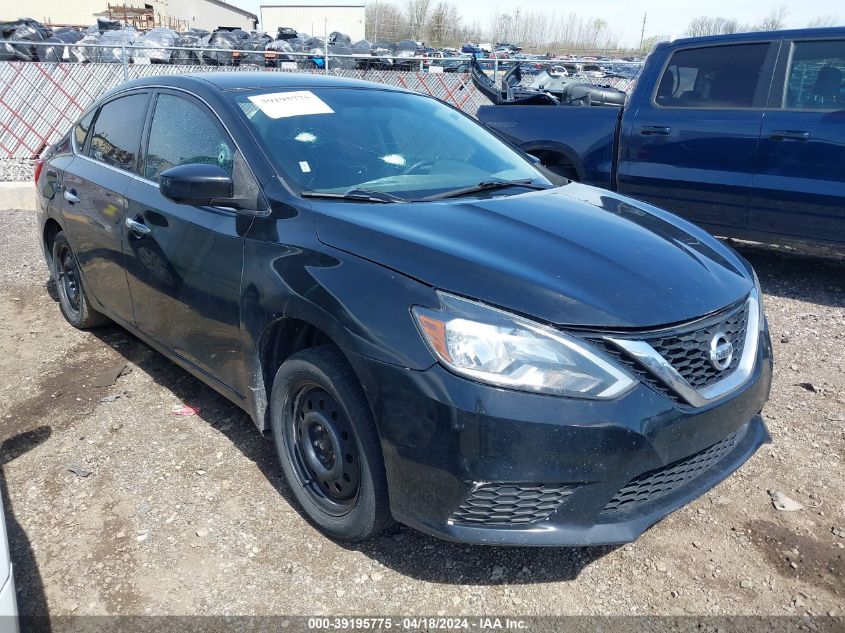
[0,208,842,620]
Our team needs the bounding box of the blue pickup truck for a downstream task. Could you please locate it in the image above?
[476,29,845,252]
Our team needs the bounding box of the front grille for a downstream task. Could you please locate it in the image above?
[600,427,743,518]
[589,339,684,404]
[643,302,749,389]
[450,483,578,526]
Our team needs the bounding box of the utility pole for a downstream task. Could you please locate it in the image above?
[639,13,647,50]
[373,1,378,42]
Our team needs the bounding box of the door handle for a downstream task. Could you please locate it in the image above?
[640,125,671,135]
[63,189,80,204]
[125,216,151,237]
[769,130,810,141]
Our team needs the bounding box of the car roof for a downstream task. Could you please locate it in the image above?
[102,71,408,99]
[670,26,845,47]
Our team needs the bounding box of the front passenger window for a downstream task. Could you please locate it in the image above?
[145,94,235,182]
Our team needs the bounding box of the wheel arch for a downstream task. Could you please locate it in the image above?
[42,217,64,264]
[521,141,585,181]
[250,314,381,436]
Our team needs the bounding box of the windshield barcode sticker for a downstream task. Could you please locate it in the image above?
[247,91,334,119]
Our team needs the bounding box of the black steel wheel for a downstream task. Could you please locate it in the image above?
[288,384,361,515]
[270,345,391,541]
[51,232,108,329]
[56,241,81,314]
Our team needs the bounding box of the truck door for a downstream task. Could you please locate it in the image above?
[749,37,845,247]
[619,42,778,232]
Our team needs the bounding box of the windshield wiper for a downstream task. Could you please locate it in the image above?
[420,179,552,201]
[301,188,407,203]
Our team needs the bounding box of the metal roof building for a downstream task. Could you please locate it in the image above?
[260,1,365,40]
[17,0,258,32]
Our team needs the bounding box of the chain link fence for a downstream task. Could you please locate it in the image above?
[0,52,638,180]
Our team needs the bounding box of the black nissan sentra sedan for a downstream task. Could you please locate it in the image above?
[35,73,773,546]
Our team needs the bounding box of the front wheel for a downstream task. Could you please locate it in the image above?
[51,232,108,329]
[270,346,391,541]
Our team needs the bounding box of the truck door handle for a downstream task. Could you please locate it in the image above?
[125,216,151,237]
[640,125,671,135]
[769,130,810,141]
[63,189,80,204]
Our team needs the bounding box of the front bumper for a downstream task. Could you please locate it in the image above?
[349,329,773,546]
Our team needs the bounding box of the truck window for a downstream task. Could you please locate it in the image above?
[655,44,769,108]
[784,40,845,110]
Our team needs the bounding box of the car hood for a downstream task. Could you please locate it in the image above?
[313,182,753,329]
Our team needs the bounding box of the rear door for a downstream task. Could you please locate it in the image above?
[749,37,845,246]
[60,91,150,323]
[619,42,778,231]
[123,90,260,397]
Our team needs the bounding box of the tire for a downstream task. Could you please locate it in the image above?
[270,345,391,541]
[51,232,108,329]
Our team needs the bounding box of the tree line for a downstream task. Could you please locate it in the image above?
[365,1,842,55]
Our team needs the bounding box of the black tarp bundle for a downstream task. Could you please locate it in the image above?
[0,18,52,62]
[69,26,136,63]
[36,28,83,62]
[198,30,239,65]
[264,38,295,65]
[237,32,272,66]
[133,27,179,63]
[369,40,396,69]
[171,29,207,65]
[276,27,298,40]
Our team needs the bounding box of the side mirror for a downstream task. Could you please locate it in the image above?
[159,163,233,206]
[526,153,542,165]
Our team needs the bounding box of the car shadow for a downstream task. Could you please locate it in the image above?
[81,323,615,585]
[728,241,845,309]
[1,426,53,629]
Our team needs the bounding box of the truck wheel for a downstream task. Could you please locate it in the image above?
[51,232,109,329]
[270,345,391,541]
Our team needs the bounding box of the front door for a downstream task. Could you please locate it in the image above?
[749,37,845,246]
[619,42,776,231]
[123,90,257,396]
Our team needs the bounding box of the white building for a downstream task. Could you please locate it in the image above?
[260,1,365,41]
[17,0,257,32]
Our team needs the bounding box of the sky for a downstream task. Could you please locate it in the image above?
[234,0,842,47]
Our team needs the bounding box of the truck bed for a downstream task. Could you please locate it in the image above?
[477,104,622,188]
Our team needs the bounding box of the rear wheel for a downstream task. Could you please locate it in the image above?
[51,232,108,329]
[270,346,391,541]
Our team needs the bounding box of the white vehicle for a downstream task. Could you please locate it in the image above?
[0,505,18,631]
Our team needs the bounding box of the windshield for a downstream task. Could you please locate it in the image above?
[231,87,551,199]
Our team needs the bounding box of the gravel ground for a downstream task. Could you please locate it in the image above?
[0,208,842,620]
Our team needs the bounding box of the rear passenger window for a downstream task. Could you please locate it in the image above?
[88,93,149,172]
[785,40,845,110]
[73,109,95,152]
[144,93,234,182]
[655,44,769,108]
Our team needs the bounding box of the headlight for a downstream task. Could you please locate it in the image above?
[412,292,636,399]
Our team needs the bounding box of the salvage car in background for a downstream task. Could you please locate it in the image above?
[476,28,845,253]
[35,72,771,546]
